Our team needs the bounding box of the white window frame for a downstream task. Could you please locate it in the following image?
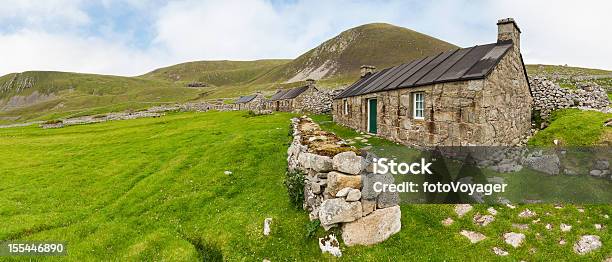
[343,99,349,115]
[413,92,425,120]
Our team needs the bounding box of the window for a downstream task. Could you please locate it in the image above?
[413,92,424,119]
[343,99,349,115]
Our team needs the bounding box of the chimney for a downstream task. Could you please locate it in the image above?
[497,18,521,50]
[306,78,316,87]
[360,65,376,78]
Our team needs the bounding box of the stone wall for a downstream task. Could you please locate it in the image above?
[332,47,532,146]
[235,93,266,111]
[529,77,610,118]
[300,89,345,114]
[288,116,401,247]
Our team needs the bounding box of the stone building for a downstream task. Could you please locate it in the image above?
[234,93,265,110]
[333,18,532,146]
[266,79,318,112]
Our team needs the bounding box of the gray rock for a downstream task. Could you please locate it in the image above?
[473,213,495,226]
[518,209,537,218]
[573,235,601,255]
[298,152,333,172]
[455,204,473,217]
[442,217,454,226]
[346,189,362,202]
[361,199,376,216]
[522,154,560,175]
[589,169,604,178]
[492,247,509,256]
[336,187,352,197]
[377,190,399,209]
[361,172,394,200]
[593,160,609,170]
[342,206,401,246]
[332,151,364,175]
[318,198,362,226]
[263,218,272,236]
[460,230,486,243]
[504,232,525,248]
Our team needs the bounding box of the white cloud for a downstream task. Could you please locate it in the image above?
[0,0,610,77]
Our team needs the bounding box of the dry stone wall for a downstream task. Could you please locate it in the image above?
[529,77,610,118]
[300,89,344,114]
[288,116,401,247]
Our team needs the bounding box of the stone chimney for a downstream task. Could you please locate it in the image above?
[306,78,316,87]
[360,65,376,78]
[497,18,521,50]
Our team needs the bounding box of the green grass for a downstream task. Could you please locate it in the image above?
[528,109,612,146]
[0,111,610,261]
[526,64,612,77]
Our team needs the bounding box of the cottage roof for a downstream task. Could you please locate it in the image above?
[269,85,316,101]
[336,41,514,99]
[235,94,257,104]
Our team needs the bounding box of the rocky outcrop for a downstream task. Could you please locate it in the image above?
[288,116,401,246]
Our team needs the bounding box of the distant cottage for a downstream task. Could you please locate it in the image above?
[234,93,265,110]
[333,18,532,146]
[266,79,318,112]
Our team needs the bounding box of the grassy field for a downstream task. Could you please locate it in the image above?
[529,109,612,146]
[0,111,610,261]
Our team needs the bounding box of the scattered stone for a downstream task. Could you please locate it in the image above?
[332,151,364,175]
[319,234,342,257]
[455,204,473,218]
[573,235,602,255]
[605,214,610,219]
[554,204,563,209]
[506,203,516,209]
[589,170,604,178]
[512,223,529,230]
[224,170,233,175]
[473,213,495,226]
[560,223,572,232]
[559,239,567,245]
[342,206,401,246]
[318,198,362,226]
[577,208,585,213]
[345,189,362,202]
[263,218,272,236]
[594,224,602,230]
[545,223,553,230]
[492,247,509,256]
[442,217,454,226]
[532,218,540,224]
[504,232,526,248]
[518,209,537,218]
[460,230,486,243]
[487,207,498,216]
[336,187,352,198]
[521,154,560,175]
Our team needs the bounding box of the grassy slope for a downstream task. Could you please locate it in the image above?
[526,64,612,77]
[529,109,612,146]
[141,59,290,87]
[256,23,458,85]
[0,71,201,122]
[0,111,609,261]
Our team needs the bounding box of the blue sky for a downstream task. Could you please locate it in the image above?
[0,0,610,76]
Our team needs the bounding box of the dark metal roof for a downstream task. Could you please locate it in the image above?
[235,95,257,104]
[269,85,316,101]
[336,41,513,99]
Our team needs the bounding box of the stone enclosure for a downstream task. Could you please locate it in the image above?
[288,116,401,248]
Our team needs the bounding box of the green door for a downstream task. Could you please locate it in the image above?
[368,98,377,134]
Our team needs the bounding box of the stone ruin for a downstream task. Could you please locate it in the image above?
[529,76,610,118]
[299,89,344,114]
[287,116,401,249]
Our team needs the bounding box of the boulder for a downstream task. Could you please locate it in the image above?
[332,151,364,175]
[326,171,362,197]
[342,206,401,246]
[573,235,601,255]
[298,153,333,172]
[318,198,362,226]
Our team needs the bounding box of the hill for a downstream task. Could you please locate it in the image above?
[141,59,290,86]
[258,23,458,84]
[0,71,201,122]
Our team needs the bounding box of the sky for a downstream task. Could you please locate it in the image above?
[0,0,610,77]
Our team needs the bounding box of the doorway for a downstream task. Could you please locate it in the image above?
[367,98,377,134]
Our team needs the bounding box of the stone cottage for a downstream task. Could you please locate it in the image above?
[234,93,265,110]
[267,79,318,112]
[333,18,532,146]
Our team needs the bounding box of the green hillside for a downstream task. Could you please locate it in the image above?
[0,71,201,122]
[142,59,290,86]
